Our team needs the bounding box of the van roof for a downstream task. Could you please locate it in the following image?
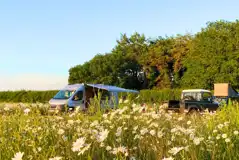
[61,83,139,93]
[62,84,83,91]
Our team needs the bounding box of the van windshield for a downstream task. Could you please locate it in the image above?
[53,90,75,99]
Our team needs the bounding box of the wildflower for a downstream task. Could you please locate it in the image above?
[157,130,164,138]
[4,107,10,111]
[90,120,99,127]
[225,138,230,143]
[213,130,218,133]
[217,124,224,129]
[224,121,230,126]
[130,157,136,160]
[12,152,24,160]
[58,129,65,135]
[97,129,109,143]
[168,147,184,155]
[162,157,174,160]
[178,117,183,121]
[222,134,227,139]
[78,143,91,155]
[72,137,86,152]
[140,128,148,135]
[150,130,156,136]
[193,137,204,145]
[116,127,122,137]
[187,121,191,125]
[24,108,30,114]
[106,146,112,151]
[133,126,138,131]
[216,135,220,140]
[124,99,129,103]
[68,120,74,125]
[49,157,62,160]
[234,131,239,135]
[37,147,42,152]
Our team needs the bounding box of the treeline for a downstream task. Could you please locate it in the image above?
[0,90,58,103]
[69,20,239,90]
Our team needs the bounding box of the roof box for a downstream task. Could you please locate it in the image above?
[214,83,238,97]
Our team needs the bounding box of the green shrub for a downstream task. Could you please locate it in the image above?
[0,90,58,103]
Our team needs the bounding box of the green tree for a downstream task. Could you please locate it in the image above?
[181,20,239,89]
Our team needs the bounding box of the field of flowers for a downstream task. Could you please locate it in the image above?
[1,101,239,160]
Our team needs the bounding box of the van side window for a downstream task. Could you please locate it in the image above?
[73,91,83,101]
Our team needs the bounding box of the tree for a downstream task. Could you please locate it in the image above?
[181,20,239,89]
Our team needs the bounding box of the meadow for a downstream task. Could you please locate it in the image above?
[1,99,239,160]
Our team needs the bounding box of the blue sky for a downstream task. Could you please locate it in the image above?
[0,0,239,90]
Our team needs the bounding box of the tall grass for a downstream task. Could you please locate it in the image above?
[1,101,239,160]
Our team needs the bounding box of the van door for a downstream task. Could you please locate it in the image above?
[69,90,85,109]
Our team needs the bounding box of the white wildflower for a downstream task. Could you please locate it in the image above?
[49,157,62,160]
[130,156,136,160]
[37,147,42,152]
[213,129,218,133]
[193,137,203,145]
[12,152,24,160]
[150,130,156,136]
[24,108,30,114]
[106,146,112,151]
[90,120,99,127]
[217,124,224,129]
[157,130,164,138]
[168,147,184,155]
[162,157,174,160]
[140,128,148,135]
[97,129,109,143]
[222,134,227,139]
[72,137,86,152]
[133,126,138,131]
[68,120,74,125]
[187,121,191,125]
[78,143,91,155]
[4,107,10,111]
[58,129,65,135]
[116,127,122,137]
[234,130,239,135]
[178,117,183,121]
[225,138,230,143]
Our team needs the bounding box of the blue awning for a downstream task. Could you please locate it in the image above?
[85,84,139,93]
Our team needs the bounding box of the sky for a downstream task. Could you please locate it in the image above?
[0,0,239,91]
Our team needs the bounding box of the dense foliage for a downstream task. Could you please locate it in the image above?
[69,20,239,90]
[0,90,58,103]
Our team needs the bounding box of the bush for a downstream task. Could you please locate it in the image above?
[119,89,182,104]
[0,90,58,103]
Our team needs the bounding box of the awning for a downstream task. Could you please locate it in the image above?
[85,84,139,93]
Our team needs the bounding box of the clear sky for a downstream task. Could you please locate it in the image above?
[0,0,238,90]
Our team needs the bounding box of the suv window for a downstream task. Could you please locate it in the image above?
[202,92,212,101]
[72,91,83,101]
[182,92,201,101]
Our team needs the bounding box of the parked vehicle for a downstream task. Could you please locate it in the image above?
[48,83,139,111]
[167,83,239,114]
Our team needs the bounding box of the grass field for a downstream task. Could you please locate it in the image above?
[1,101,239,160]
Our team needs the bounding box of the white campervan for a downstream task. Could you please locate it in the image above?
[49,83,139,111]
